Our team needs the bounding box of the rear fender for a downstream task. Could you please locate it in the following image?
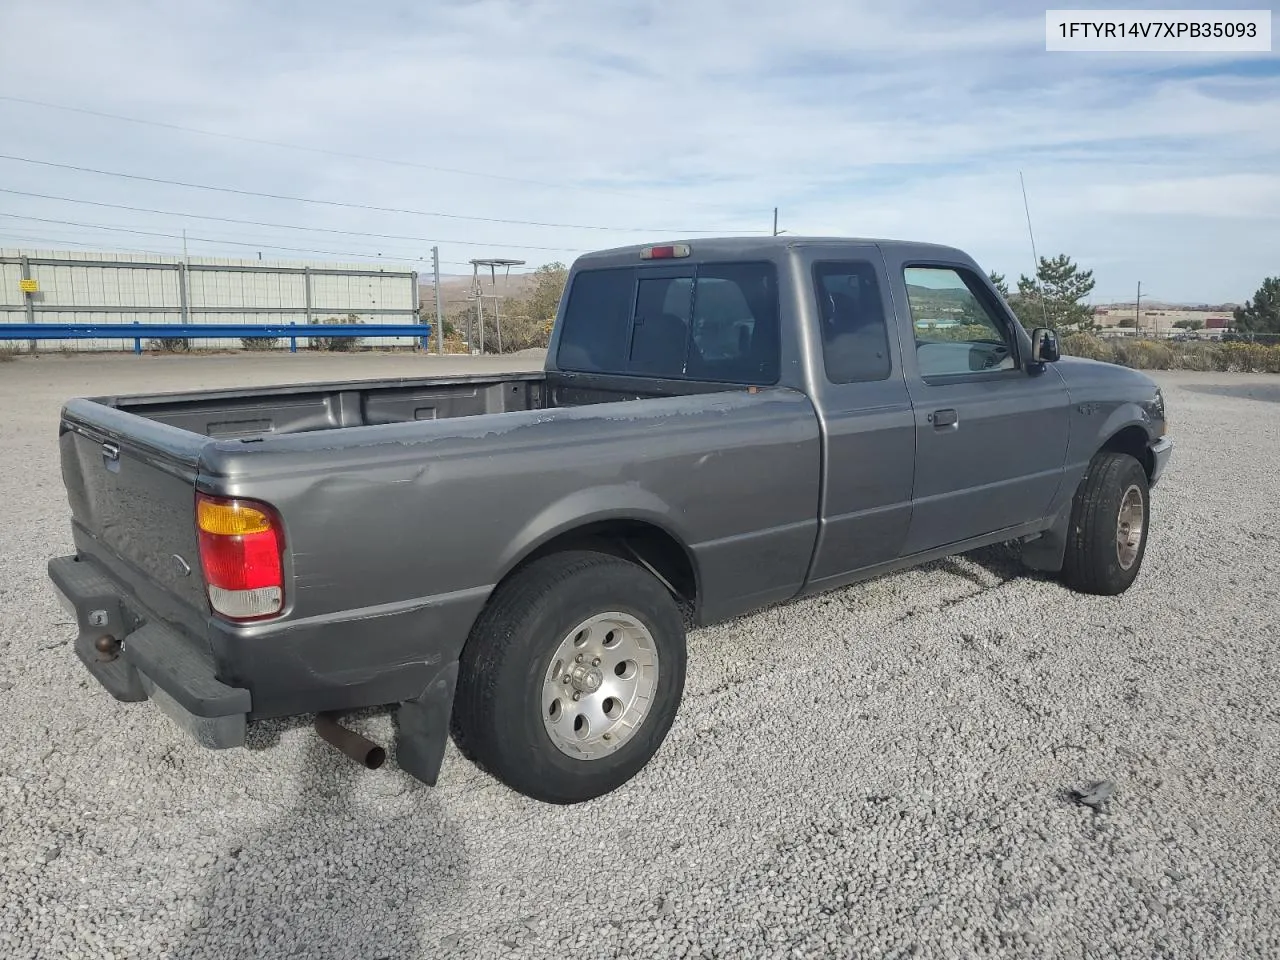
[494,485,692,584]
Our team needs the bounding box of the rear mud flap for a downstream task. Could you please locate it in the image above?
[394,660,459,787]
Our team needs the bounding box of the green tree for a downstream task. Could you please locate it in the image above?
[472,262,570,353]
[519,262,569,323]
[1233,277,1280,333]
[1172,319,1204,331]
[988,271,1010,299]
[1008,254,1097,332]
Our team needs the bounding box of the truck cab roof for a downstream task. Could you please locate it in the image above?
[572,235,974,267]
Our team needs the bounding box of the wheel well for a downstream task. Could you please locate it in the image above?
[1100,425,1154,479]
[510,521,698,608]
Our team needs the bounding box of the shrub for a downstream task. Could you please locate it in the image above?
[1060,332,1114,362]
[1172,343,1220,372]
[147,337,190,353]
[308,314,362,352]
[1061,337,1279,374]
[1217,342,1280,373]
[1113,340,1175,370]
[240,336,280,351]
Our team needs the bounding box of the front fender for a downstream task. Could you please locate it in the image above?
[1095,402,1155,448]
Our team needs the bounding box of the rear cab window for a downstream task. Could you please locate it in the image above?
[557,261,780,385]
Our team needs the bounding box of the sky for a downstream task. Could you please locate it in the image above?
[0,0,1276,304]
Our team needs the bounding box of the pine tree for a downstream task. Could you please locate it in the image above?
[1007,254,1097,332]
[1233,277,1280,334]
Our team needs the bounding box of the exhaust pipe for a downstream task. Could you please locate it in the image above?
[315,712,386,769]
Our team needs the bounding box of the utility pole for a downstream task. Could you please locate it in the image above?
[772,207,779,236]
[489,264,503,354]
[432,246,444,355]
[180,228,191,326]
[1135,281,1142,335]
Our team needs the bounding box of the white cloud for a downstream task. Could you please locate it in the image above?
[0,0,1275,300]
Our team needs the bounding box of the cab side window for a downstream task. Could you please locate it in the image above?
[903,266,1017,379]
[813,261,892,384]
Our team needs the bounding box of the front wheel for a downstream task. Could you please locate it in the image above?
[451,550,687,804]
[1060,451,1151,596]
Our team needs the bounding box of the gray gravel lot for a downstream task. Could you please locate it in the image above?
[1,354,1278,959]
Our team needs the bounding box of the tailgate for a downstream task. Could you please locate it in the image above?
[58,399,210,622]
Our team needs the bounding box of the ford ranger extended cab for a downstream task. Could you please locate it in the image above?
[48,237,1173,804]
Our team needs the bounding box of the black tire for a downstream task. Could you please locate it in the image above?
[451,549,687,804]
[1060,451,1151,596]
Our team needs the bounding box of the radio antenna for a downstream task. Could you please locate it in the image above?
[1020,170,1050,327]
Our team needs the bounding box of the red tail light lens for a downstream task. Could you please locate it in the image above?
[196,493,285,620]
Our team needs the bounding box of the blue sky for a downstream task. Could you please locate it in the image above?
[0,0,1276,302]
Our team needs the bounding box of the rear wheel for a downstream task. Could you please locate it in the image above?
[1060,451,1151,595]
[452,550,687,804]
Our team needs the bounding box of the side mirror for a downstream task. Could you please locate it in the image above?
[1030,327,1060,364]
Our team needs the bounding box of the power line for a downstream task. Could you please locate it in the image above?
[0,94,740,211]
[0,153,756,234]
[0,228,492,274]
[0,230,187,258]
[0,214,512,268]
[0,188,584,252]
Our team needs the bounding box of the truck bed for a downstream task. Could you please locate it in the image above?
[99,371,734,439]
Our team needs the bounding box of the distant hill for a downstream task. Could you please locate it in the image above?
[419,272,539,312]
[905,283,979,318]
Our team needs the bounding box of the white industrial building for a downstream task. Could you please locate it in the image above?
[0,248,423,351]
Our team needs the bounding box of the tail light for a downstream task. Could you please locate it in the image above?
[196,493,285,620]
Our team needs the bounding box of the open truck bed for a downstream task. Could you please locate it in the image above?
[97,369,740,439]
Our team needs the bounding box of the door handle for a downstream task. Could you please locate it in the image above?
[930,409,958,428]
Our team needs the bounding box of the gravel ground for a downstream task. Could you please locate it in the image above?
[1,355,1278,960]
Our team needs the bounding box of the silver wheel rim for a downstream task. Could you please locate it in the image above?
[1116,484,1145,570]
[541,612,659,760]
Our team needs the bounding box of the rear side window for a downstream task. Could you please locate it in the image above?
[813,261,892,383]
[557,261,779,384]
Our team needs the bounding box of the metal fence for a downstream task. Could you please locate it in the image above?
[0,249,426,352]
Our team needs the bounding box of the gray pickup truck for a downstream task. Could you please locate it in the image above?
[48,237,1172,804]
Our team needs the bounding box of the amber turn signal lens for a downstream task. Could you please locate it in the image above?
[197,497,273,536]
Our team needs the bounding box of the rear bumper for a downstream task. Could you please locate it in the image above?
[1149,436,1174,487]
[48,555,250,749]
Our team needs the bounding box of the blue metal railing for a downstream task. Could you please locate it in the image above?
[0,321,433,354]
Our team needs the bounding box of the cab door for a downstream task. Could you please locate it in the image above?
[880,252,1070,555]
